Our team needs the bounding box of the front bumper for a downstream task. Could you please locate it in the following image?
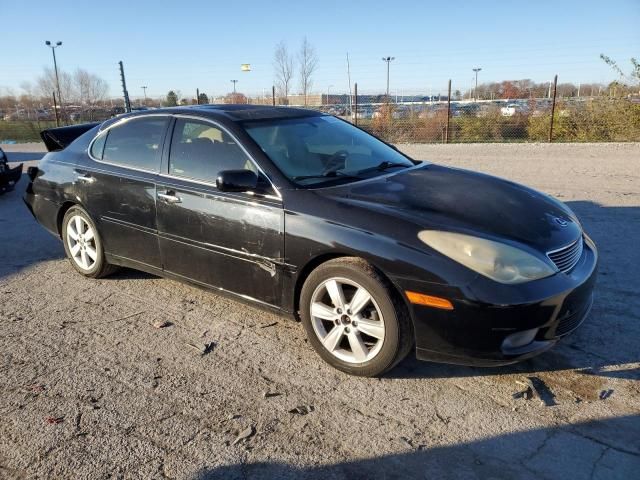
[393,236,598,366]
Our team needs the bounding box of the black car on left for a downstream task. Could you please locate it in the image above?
[0,146,23,194]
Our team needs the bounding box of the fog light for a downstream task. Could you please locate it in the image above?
[502,328,538,349]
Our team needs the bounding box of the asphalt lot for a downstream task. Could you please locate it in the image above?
[1,142,639,479]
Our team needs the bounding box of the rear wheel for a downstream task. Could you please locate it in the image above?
[62,206,117,278]
[300,258,413,377]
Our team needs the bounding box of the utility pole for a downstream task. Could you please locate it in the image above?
[472,67,482,101]
[354,82,358,126]
[141,85,148,105]
[326,85,333,106]
[231,79,238,94]
[45,41,64,122]
[346,52,353,116]
[382,56,395,101]
[52,91,59,127]
[549,74,558,143]
[445,79,451,144]
[119,61,131,112]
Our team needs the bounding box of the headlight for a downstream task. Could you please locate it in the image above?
[418,230,557,284]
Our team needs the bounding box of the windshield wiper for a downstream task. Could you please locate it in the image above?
[293,161,410,182]
[356,161,411,175]
[292,172,361,182]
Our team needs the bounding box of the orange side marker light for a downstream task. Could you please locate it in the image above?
[405,291,454,310]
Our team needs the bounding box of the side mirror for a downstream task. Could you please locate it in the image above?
[216,169,258,193]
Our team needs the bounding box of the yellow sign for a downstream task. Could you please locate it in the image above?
[241,64,251,72]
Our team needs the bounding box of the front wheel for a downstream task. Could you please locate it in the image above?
[300,258,413,377]
[62,206,117,278]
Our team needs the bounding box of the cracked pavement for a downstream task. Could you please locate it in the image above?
[1,142,639,479]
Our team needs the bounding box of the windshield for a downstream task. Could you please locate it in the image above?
[242,115,414,186]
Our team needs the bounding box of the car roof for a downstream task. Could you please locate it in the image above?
[116,104,325,123]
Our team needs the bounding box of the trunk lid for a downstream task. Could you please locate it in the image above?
[40,122,100,152]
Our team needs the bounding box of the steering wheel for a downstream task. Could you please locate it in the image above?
[322,150,349,175]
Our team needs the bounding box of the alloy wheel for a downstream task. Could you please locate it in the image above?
[309,277,385,364]
[66,215,97,271]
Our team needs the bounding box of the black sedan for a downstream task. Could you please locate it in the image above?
[24,106,597,376]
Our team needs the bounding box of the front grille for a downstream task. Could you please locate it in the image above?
[556,309,584,336]
[547,237,583,274]
[555,294,593,336]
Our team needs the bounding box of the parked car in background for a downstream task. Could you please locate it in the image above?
[327,105,347,116]
[3,110,27,121]
[418,104,448,119]
[109,106,126,117]
[392,105,411,119]
[501,103,521,116]
[477,103,498,117]
[459,103,480,117]
[351,106,374,120]
[25,105,597,376]
[0,146,23,194]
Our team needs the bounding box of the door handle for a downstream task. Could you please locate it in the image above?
[76,173,95,184]
[158,191,181,204]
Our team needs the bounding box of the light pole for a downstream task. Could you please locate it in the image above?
[382,56,395,101]
[472,67,482,101]
[326,84,333,106]
[231,79,238,94]
[141,86,148,105]
[45,41,63,120]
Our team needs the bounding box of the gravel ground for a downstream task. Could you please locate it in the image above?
[1,142,639,479]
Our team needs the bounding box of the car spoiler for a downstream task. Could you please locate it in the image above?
[40,122,100,152]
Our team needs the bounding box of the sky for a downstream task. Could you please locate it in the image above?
[2,0,639,100]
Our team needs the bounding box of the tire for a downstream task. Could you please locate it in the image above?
[300,257,413,377]
[61,206,117,279]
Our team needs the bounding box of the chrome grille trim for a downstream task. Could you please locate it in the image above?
[547,237,584,274]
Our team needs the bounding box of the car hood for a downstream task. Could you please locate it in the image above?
[322,163,581,253]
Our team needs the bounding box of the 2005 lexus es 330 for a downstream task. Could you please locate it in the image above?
[24,105,597,376]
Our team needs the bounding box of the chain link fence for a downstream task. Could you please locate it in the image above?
[354,98,640,143]
[265,83,640,143]
[2,78,639,143]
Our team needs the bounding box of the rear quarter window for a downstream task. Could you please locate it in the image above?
[99,116,168,171]
[90,132,107,159]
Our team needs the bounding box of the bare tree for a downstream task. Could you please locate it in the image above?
[600,54,640,93]
[298,37,318,106]
[273,41,294,102]
[224,92,248,104]
[73,69,108,115]
[35,67,73,104]
[18,82,41,121]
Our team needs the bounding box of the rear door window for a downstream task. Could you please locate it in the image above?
[100,116,168,171]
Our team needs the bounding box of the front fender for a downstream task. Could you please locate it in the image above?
[281,195,478,313]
